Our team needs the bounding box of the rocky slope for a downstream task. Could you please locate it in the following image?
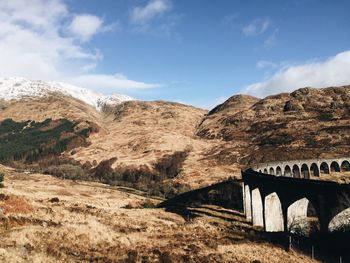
[0,79,233,189]
[69,100,239,188]
[197,86,350,167]
[0,94,101,124]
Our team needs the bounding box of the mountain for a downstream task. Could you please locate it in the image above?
[69,100,237,189]
[0,78,349,193]
[197,86,350,166]
[0,77,134,111]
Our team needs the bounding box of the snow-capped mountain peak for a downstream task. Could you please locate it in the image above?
[0,77,134,111]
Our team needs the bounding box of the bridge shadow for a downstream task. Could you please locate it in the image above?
[174,204,350,262]
[200,204,245,217]
[164,204,276,245]
[160,178,285,246]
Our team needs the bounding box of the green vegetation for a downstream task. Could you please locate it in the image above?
[39,151,190,199]
[155,151,188,179]
[305,137,319,147]
[90,152,191,198]
[0,118,90,163]
[0,172,4,188]
[259,132,294,146]
[318,113,334,121]
[42,164,87,180]
[142,199,157,208]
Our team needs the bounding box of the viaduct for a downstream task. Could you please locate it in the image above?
[243,157,350,234]
[253,157,350,178]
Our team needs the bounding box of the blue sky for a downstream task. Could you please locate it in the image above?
[1,0,350,108]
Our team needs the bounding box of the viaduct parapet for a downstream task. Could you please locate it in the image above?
[253,157,350,178]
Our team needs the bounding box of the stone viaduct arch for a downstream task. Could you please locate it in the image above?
[284,165,292,177]
[286,198,320,234]
[328,208,350,232]
[244,184,251,221]
[265,192,284,232]
[301,164,310,179]
[330,161,340,172]
[251,188,263,227]
[341,160,350,171]
[253,157,350,179]
[276,166,282,176]
[242,168,350,234]
[320,162,330,175]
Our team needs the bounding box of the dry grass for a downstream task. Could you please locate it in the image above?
[67,100,240,188]
[0,95,241,189]
[0,168,317,262]
[0,195,33,214]
[312,171,350,184]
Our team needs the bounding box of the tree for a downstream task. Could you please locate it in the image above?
[0,172,4,188]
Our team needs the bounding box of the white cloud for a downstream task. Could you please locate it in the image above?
[130,0,171,24]
[0,0,68,30]
[256,60,278,70]
[222,14,239,29]
[242,18,271,36]
[129,0,180,38]
[0,0,157,92]
[69,14,103,42]
[72,74,160,90]
[243,50,350,98]
[264,28,279,47]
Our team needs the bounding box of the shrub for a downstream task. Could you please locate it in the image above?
[127,250,138,263]
[318,113,334,121]
[0,172,4,188]
[159,252,172,263]
[142,199,157,208]
[305,137,318,147]
[91,158,192,199]
[259,132,294,146]
[92,158,117,181]
[155,151,188,178]
[43,164,86,180]
[0,118,90,163]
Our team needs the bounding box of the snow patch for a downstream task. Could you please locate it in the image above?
[0,77,134,111]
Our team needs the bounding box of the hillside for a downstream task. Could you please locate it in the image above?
[0,169,314,262]
[0,94,101,124]
[197,86,350,167]
[0,77,134,111]
[0,79,350,192]
[70,100,239,189]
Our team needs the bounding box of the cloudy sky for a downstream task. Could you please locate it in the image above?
[0,0,350,108]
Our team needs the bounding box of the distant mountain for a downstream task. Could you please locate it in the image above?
[0,77,350,191]
[0,77,134,111]
[197,86,350,165]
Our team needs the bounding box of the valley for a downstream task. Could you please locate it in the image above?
[0,79,350,197]
[1,1,349,262]
[0,166,314,262]
[0,78,350,262]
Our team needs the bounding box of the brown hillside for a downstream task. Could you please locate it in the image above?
[0,93,102,125]
[70,100,239,188]
[1,85,350,189]
[0,168,314,263]
[197,86,350,167]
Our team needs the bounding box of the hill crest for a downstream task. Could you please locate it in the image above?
[0,77,134,111]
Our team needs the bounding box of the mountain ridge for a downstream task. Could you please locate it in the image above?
[0,79,350,190]
[0,77,134,111]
